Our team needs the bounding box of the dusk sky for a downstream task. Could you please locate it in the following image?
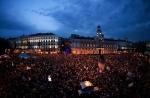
[0,0,150,41]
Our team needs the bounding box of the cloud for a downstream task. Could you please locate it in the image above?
[0,0,150,40]
[24,10,64,32]
[0,12,34,31]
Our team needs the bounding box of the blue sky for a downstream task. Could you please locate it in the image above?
[0,0,150,41]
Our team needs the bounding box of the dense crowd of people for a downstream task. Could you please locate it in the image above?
[0,52,149,98]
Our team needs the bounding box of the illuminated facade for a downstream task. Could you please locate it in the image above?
[10,26,131,54]
[102,39,128,54]
[70,35,98,54]
[70,26,130,54]
[15,33,60,53]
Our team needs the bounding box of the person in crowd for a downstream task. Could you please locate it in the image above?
[0,53,149,98]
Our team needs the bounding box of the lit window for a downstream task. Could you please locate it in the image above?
[55,39,58,42]
[55,45,58,48]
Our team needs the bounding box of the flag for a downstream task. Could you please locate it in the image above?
[98,62,105,72]
[48,75,52,82]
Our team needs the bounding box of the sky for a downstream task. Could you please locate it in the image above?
[0,0,150,41]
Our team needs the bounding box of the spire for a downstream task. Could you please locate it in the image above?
[97,25,102,33]
[96,25,104,41]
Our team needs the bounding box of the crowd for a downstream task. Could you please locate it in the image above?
[0,53,149,98]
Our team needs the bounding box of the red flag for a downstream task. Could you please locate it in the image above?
[98,62,105,72]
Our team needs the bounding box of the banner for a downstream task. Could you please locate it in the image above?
[98,62,105,73]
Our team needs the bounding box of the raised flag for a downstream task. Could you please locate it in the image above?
[98,62,105,72]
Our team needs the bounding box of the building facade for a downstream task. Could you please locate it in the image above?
[10,26,132,54]
[70,26,131,54]
[70,35,98,54]
[14,33,60,53]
